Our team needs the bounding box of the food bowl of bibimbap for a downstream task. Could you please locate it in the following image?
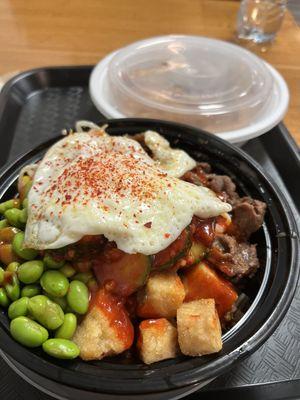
[0,118,298,400]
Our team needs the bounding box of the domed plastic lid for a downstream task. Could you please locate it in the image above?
[106,35,273,132]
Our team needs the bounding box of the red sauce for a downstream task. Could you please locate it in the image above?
[89,289,134,349]
[191,216,216,247]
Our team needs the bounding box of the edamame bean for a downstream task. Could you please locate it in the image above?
[45,293,68,311]
[6,262,20,273]
[87,278,98,292]
[55,313,77,339]
[22,198,28,209]
[41,270,69,298]
[18,260,44,284]
[60,263,76,278]
[42,339,79,359]
[0,288,10,307]
[10,316,48,347]
[67,280,89,315]
[5,274,20,301]
[0,266,4,284]
[4,208,24,229]
[43,253,65,269]
[12,232,38,260]
[28,295,64,330]
[19,209,27,224]
[0,199,20,214]
[72,272,93,284]
[8,297,29,319]
[0,219,8,229]
[21,284,41,298]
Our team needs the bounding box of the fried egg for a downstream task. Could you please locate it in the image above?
[24,130,231,255]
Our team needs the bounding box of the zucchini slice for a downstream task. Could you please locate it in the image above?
[152,228,191,271]
[93,251,151,297]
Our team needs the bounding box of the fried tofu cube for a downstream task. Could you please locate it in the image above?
[182,262,238,319]
[73,289,134,361]
[177,299,222,356]
[137,271,185,318]
[137,318,178,364]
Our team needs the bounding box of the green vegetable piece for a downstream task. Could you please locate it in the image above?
[8,297,29,319]
[12,232,38,260]
[0,219,8,229]
[45,293,68,311]
[41,270,69,298]
[42,338,79,359]
[0,199,20,214]
[23,180,32,199]
[59,263,76,278]
[0,266,4,284]
[87,278,98,292]
[21,284,41,298]
[55,313,77,339]
[5,274,20,301]
[19,208,28,224]
[22,198,28,209]
[4,208,24,229]
[72,272,93,284]
[10,316,48,347]
[6,262,20,273]
[43,253,65,269]
[28,295,64,330]
[67,280,89,315]
[0,287,10,307]
[18,260,44,284]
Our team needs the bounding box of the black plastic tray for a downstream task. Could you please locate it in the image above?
[0,66,299,400]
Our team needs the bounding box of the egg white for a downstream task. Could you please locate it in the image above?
[24,130,231,255]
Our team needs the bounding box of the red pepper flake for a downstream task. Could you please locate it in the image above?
[144,222,152,228]
[164,233,171,238]
[65,194,72,201]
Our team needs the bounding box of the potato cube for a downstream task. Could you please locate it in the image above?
[182,262,238,319]
[177,299,222,356]
[137,271,185,318]
[73,289,134,360]
[137,318,178,364]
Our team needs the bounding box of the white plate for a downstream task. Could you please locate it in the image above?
[89,51,289,145]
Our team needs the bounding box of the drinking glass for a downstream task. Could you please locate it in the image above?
[237,0,287,43]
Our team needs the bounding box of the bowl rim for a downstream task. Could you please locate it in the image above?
[0,118,298,395]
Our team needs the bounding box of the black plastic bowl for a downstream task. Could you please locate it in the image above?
[0,118,298,399]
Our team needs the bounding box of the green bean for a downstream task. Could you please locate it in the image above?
[0,288,10,307]
[10,316,48,347]
[43,253,65,269]
[0,219,8,229]
[5,274,20,301]
[55,313,77,339]
[18,260,44,284]
[59,263,76,278]
[42,339,79,359]
[0,199,20,214]
[28,295,64,330]
[40,270,69,298]
[21,284,41,298]
[0,266,4,284]
[4,208,24,229]
[6,262,20,273]
[12,232,38,260]
[67,280,89,315]
[72,272,93,284]
[8,297,29,319]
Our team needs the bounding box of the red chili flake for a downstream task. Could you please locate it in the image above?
[164,233,171,238]
[144,222,152,228]
[65,194,72,201]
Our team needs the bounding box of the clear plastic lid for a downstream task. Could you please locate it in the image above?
[106,35,274,133]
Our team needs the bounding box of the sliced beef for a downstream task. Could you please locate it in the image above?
[208,234,259,280]
[229,197,266,241]
[205,174,239,204]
